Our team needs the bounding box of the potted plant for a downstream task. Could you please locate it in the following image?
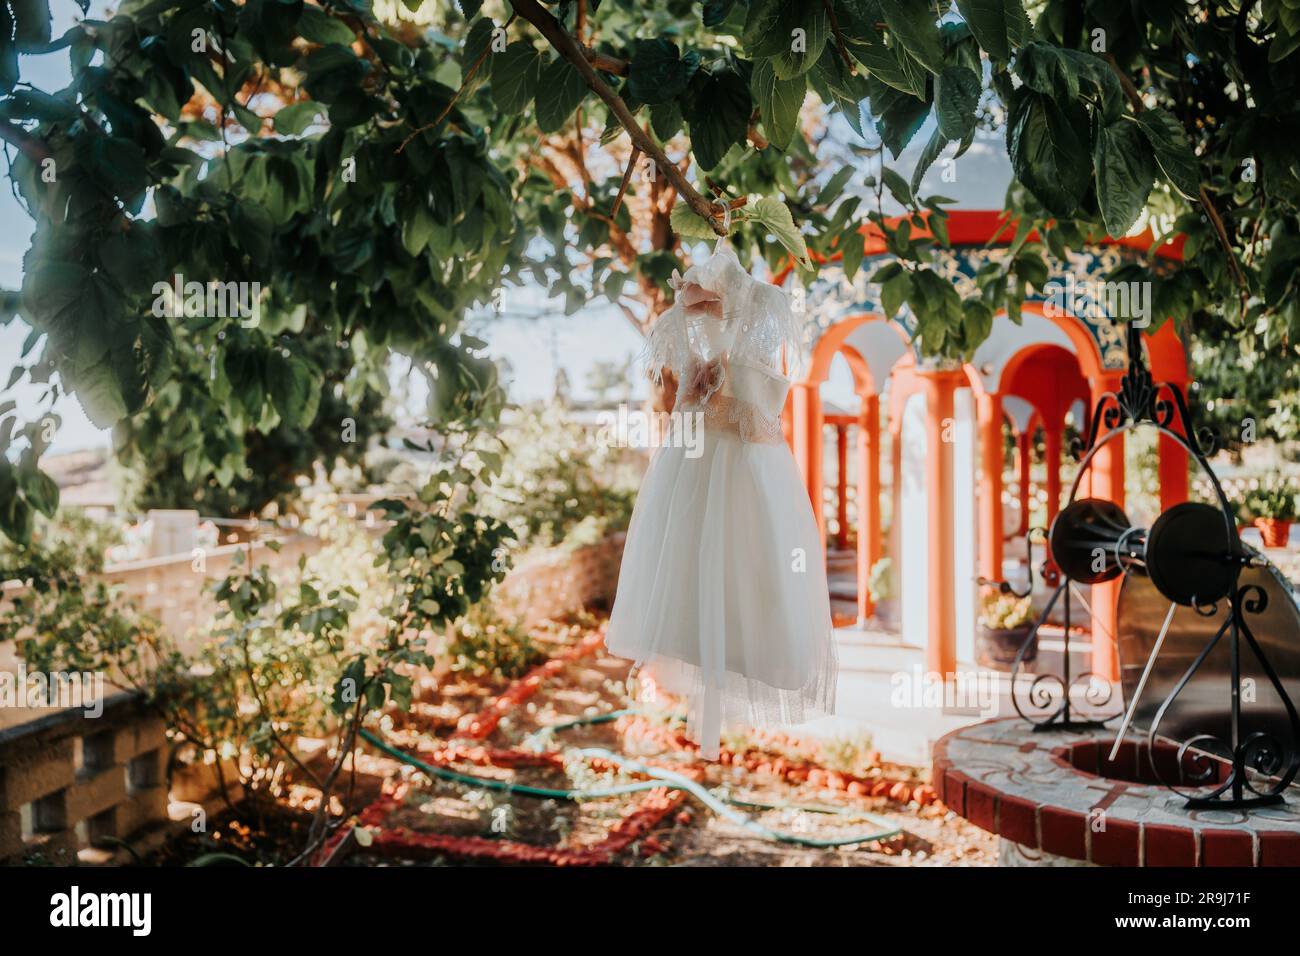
[1243,477,1299,549]
[977,586,1037,670]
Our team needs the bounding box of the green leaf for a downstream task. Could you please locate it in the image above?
[839,1,928,98]
[770,3,829,79]
[670,202,717,240]
[1015,42,1079,99]
[743,0,793,58]
[302,43,369,103]
[955,0,1010,61]
[273,100,324,135]
[749,196,809,267]
[962,298,994,347]
[869,79,931,157]
[812,45,870,138]
[936,66,980,141]
[11,0,51,46]
[840,225,865,282]
[876,267,912,319]
[490,41,541,115]
[535,56,588,133]
[1094,119,1156,237]
[910,125,949,197]
[20,467,58,518]
[1007,90,1090,217]
[461,16,494,93]
[1136,108,1200,200]
[684,68,751,170]
[296,5,356,45]
[402,202,436,256]
[751,57,806,151]
[649,100,683,140]
[232,201,274,261]
[704,0,739,28]
[881,165,912,206]
[627,38,699,105]
[877,0,945,74]
[818,165,856,207]
[267,351,319,429]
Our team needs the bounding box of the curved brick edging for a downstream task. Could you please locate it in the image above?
[933,717,1300,867]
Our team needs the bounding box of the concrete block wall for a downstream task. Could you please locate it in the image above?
[0,693,168,864]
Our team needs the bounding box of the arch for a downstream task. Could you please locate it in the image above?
[783,226,1193,686]
[835,343,877,398]
[805,313,911,387]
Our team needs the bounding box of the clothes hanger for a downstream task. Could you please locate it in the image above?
[713,201,732,255]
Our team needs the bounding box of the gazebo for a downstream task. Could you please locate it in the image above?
[779,209,1190,685]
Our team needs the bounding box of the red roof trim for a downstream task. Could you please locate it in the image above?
[770,208,1185,286]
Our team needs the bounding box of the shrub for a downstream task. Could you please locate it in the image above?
[978,586,1034,630]
[439,602,544,680]
[1240,476,1300,522]
[484,403,638,553]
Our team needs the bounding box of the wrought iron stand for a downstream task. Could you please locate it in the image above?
[1009,323,1300,808]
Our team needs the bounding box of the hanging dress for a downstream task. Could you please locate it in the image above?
[605,240,838,758]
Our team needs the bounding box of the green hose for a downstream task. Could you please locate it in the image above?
[358,713,902,849]
[360,727,669,800]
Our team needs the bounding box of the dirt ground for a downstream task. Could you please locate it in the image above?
[341,616,999,868]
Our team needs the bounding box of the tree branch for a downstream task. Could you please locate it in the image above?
[823,0,857,75]
[0,121,51,163]
[610,145,640,216]
[508,0,727,235]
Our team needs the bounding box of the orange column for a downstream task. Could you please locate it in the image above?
[1044,421,1063,529]
[792,382,826,542]
[1016,430,1032,537]
[856,395,882,622]
[977,394,1004,584]
[1088,374,1126,681]
[835,424,849,549]
[1158,383,1190,510]
[792,383,811,487]
[890,422,903,572]
[919,367,962,678]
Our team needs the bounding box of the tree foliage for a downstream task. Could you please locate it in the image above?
[3,0,1300,546]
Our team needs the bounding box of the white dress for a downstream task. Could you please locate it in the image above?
[606,241,837,758]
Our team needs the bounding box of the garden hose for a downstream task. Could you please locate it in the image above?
[358,712,903,849]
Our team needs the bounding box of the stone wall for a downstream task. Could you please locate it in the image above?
[0,692,167,864]
[495,533,626,628]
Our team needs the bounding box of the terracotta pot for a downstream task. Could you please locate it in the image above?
[1254,517,1292,549]
[977,625,1036,671]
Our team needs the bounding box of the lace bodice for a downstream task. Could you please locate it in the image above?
[645,242,806,441]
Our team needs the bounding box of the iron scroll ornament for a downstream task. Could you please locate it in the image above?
[1009,324,1300,808]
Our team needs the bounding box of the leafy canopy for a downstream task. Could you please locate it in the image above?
[3,0,1300,544]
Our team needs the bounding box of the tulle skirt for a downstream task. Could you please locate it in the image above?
[606,428,837,758]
